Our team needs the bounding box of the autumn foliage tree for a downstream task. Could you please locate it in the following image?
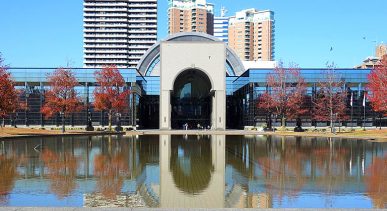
[257,62,308,128]
[41,68,83,133]
[0,54,19,126]
[313,63,348,132]
[94,65,130,131]
[367,55,387,117]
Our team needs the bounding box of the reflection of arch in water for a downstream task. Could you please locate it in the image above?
[160,134,225,208]
[169,135,213,194]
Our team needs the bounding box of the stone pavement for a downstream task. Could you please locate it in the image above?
[124,129,387,141]
[0,208,385,211]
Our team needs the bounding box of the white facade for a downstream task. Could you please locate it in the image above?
[168,0,211,10]
[83,0,157,68]
[229,8,274,26]
[214,16,229,43]
[160,41,226,130]
[242,60,278,70]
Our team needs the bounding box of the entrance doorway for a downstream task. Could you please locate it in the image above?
[171,69,212,129]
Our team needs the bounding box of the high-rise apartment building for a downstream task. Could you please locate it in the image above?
[376,43,387,58]
[229,9,275,61]
[355,44,387,69]
[214,7,229,43]
[83,0,157,68]
[168,0,214,35]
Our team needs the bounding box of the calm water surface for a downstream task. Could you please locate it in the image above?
[0,135,386,208]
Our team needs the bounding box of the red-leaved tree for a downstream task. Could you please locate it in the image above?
[367,55,387,117]
[257,62,308,127]
[0,54,19,126]
[313,63,348,132]
[41,68,83,133]
[94,65,130,131]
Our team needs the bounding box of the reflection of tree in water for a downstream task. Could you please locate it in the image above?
[227,136,356,205]
[312,138,349,194]
[41,150,78,199]
[94,139,130,199]
[0,155,18,205]
[170,135,213,194]
[365,155,387,208]
[257,137,308,201]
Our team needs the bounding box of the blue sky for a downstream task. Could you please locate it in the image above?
[0,0,386,68]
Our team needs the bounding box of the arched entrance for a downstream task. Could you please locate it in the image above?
[171,69,212,129]
[159,39,226,130]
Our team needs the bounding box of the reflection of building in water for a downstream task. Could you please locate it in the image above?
[225,135,387,207]
[1,135,387,208]
[235,193,272,208]
[225,189,272,208]
[256,193,272,208]
[84,193,145,207]
[159,134,225,208]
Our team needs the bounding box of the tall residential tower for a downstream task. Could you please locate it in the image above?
[168,0,214,35]
[213,7,229,43]
[376,43,387,58]
[228,9,275,61]
[83,0,157,68]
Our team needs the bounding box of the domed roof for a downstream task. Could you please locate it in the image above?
[136,32,246,76]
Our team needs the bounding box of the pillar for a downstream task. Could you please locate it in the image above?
[160,90,171,130]
[211,90,226,130]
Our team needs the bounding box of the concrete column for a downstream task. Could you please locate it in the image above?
[212,90,226,130]
[160,90,171,130]
[212,93,217,129]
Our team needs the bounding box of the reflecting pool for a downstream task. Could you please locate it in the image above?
[0,135,386,208]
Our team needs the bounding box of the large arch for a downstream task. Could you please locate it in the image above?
[137,32,246,77]
[171,68,213,129]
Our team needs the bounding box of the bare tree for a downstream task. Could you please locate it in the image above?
[313,63,348,133]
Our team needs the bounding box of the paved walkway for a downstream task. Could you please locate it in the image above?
[131,129,261,135]
[0,208,385,211]
[0,131,125,140]
[125,129,387,141]
[1,128,385,141]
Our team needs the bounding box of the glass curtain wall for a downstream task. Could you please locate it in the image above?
[5,68,139,128]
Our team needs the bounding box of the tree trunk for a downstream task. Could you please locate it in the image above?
[330,108,333,133]
[62,112,65,133]
[380,115,382,130]
[108,110,112,131]
[267,113,272,129]
[281,116,286,127]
